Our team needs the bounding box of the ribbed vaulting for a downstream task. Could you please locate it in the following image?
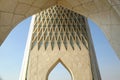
[30,5,88,51]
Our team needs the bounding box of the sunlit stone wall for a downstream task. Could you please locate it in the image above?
[27,5,92,80]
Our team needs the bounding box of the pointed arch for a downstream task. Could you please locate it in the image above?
[46,59,73,80]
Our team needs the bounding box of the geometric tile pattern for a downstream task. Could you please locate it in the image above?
[30,5,88,50]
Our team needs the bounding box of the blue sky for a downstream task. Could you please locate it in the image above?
[48,63,72,80]
[0,17,120,80]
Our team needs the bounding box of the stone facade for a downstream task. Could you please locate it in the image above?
[26,6,94,80]
[0,0,120,59]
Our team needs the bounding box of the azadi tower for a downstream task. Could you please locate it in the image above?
[0,0,120,58]
[20,5,101,80]
[0,0,119,80]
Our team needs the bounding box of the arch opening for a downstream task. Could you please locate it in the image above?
[47,59,73,80]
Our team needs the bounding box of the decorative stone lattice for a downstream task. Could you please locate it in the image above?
[30,5,88,50]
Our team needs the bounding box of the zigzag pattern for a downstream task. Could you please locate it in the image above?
[31,5,88,50]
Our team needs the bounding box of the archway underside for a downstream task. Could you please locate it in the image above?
[0,0,120,58]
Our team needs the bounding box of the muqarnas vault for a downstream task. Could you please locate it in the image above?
[25,5,101,80]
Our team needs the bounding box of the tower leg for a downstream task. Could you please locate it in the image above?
[85,18,101,80]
